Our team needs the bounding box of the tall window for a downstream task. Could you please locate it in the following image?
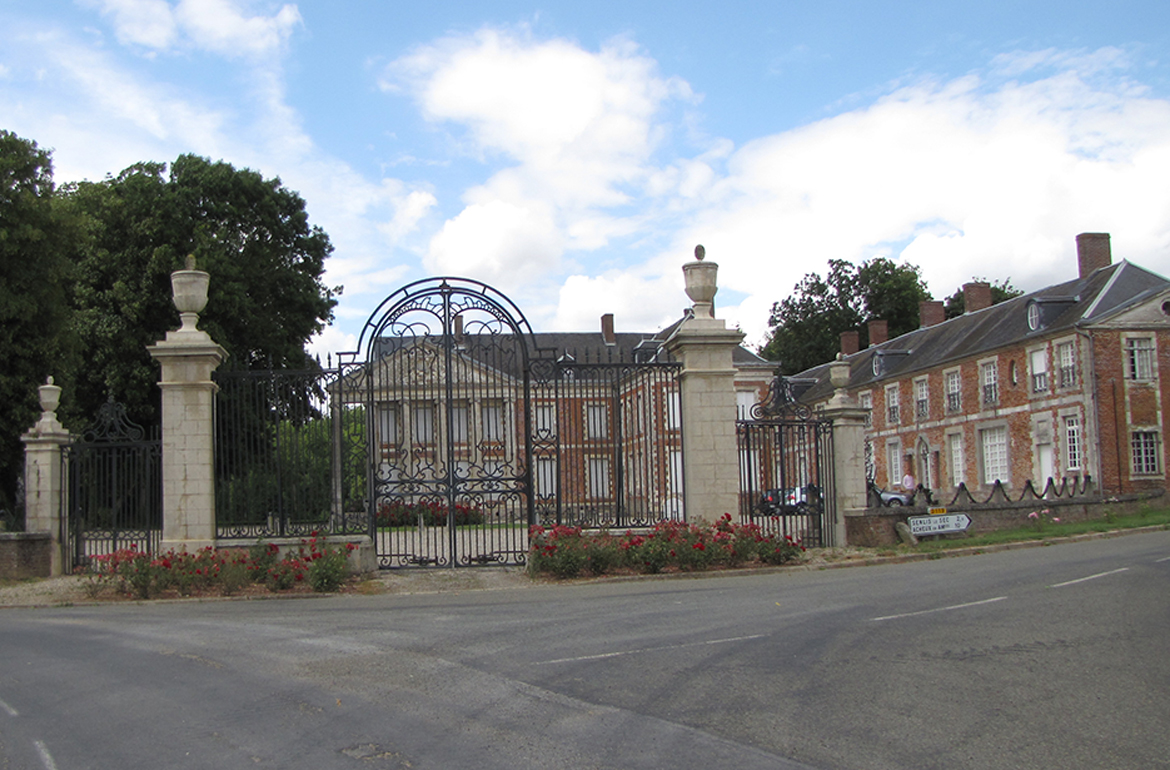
[378,404,400,448]
[482,402,504,443]
[736,391,756,420]
[980,426,1008,484]
[665,391,681,430]
[886,440,901,486]
[885,385,900,425]
[1131,431,1161,475]
[915,378,929,421]
[948,433,964,486]
[412,403,435,444]
[981,361,999,407]
[1063,415,1082,472]
[586,403,609,439]
[587,456,611,498]
[1029,349,1048,393]
[1126,338,1155,380]
[535,458,557,497]
[859,392,873,427]
[945,370,962,413]
[451,403,469,444]
[1057,342,1077,388]
[534,404,556,436]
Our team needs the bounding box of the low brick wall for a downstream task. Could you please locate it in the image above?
[845,490,1164,547]
[0,532,53,579]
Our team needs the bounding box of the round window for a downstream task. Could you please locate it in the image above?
[1027,302,1041,331]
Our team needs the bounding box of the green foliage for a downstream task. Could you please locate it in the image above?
[760,257,930,374]
[59,154,339,429]
[0,131,78,514]
[943,278,1023,318]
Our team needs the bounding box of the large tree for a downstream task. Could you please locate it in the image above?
[760,257,930,374]
[0,131,76,520]
[61,154,339,427]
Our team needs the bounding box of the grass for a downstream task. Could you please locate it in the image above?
[906,507,1170,552]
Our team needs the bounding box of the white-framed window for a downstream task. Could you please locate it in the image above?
[885,385,900,425]
[736,390,757,421]
[587,456,611,499]
[981,361,999,407]
[665,390,681,430]
[915,378,929,421]
[1057,341,1077,388]
[980,425,1008,484]
[535,457,557,497]
[482,401,504,443]
[411,403,435,444]
[948,432,964,487]
[1126,337,1155,381]
[859,391,873,427]
[1029,348,1048,393]
[1063,415,1082,472]
[534,404,556,437]
[586,403,609,439]
[377,403,400,447]
[1131,431,1161,475]
[451,403,469,444]
[945,369,962,413]
[886,439,902,487]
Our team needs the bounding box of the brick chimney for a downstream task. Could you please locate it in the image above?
[919,300,945,328]
[600,313,616,345]
[867,319,888,346]
[1076,232,1111,278]
[963,282,992,313]
[840,330,860,356]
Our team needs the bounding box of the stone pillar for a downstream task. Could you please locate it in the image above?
[663,245,744,525]
[819,359,869,546]
[21,378,71,576]
[147,257,227,553]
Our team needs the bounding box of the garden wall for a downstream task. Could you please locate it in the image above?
[845,490,1165,547]
[0,532,52,579]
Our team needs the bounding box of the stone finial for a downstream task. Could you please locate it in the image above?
[694,244,705,261]
[171,258,211,334]
[185,253,197,270]
[683,245,718,319]
[39,377,62,416]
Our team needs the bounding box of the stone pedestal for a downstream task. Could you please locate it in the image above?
[21,379,71,576]
[147,262,227,553]
[820,359,868,546]
[664,247,744,525]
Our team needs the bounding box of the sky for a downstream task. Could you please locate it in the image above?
[3,1,1170,359]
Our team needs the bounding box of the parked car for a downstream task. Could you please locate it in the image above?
[758,485,822,516]
[868,482,914,506]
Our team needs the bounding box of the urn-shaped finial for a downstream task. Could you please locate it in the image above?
[171,254,210,332]
[38,376,61,416]
[683,244,718,319]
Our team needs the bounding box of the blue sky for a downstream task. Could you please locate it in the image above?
[3,1,1170,358]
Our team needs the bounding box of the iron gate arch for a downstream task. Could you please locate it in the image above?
[339,278,542,567]
[63,400,162,569]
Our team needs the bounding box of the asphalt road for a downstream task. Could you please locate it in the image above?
[1,530,1167,769]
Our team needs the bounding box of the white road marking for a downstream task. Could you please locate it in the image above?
[0,697,17,717]
[1050,567,1129,588]
[870,596,1007,622]
[535,634,767,665]
[34,740,58,770]
[1156,556,1170,563]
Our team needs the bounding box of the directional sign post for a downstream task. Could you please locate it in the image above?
[908,513,972,536]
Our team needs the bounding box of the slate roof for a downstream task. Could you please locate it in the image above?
[791,260,1170,403]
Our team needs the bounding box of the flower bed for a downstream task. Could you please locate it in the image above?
[527,514,805,579]
[82,534,358,600]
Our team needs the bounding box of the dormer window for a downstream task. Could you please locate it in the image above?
[1027,301,1041,331]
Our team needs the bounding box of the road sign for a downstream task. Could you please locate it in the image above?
[908,513,971,536]
[929,507,948,515]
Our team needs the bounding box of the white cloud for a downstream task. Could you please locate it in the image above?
[88,0,301,58]
[425,200,564,286]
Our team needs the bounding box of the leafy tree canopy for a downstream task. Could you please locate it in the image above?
[760,257,930,374]
[0,130,76,514]
[943,278,1024,318]
[61,154,339,427]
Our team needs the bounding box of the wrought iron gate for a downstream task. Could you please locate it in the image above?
[736,379,835,548]
[64,401,162,569]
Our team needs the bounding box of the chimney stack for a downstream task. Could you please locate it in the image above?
[919,300,945,328]
[840,330,860,356]
[963,282,992,314]
[1076,232,1111,278]
[868,319,888,346]
[601,313,616,345]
